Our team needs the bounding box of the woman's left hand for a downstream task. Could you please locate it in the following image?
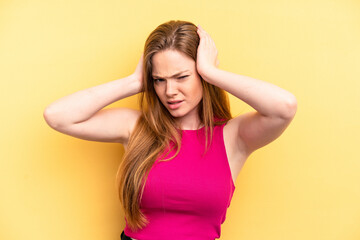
[196,25,219,77]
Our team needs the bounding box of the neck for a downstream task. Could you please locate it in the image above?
[176,117,203,130]
[173,104,203,130]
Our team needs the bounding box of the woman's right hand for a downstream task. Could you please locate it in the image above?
[132,53,144,93]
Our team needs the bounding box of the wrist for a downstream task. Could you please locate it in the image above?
[127,74,143,95]
[198,66,218,83]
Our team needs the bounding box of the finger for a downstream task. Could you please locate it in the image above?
[197,26,201,34]
[197,25,204,34]
[204,32,213,45]
[212,39,217,49]
[197,27,205,39]
[198,25,208,37]
[198,26,214,48]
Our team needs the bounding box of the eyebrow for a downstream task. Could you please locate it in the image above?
[152,70,190,79]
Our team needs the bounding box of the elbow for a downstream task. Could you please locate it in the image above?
[43,107,54,128]
[280,93,298,119]
[43,107,61,129]
[276,93,297,121]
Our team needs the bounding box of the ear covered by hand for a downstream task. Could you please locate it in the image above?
[196,25,219,75]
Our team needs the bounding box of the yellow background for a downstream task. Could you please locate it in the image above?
[1,0,359,239]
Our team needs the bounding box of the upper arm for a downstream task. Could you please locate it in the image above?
[45,107,141,145]
[230,110,296,156]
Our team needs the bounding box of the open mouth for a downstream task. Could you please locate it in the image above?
[167,100,183,109]
[168,100,183,104]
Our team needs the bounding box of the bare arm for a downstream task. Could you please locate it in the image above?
[201,67,297,155]
[196,26,297,157]
[43,54,144,145]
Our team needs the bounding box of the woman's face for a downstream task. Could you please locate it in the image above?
[152,49,203,125]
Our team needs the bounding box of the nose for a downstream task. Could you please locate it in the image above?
[165,80,178,97]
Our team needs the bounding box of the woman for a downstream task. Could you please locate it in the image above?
[44,20,297,240]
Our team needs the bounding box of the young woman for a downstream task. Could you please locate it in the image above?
[44,20,297,240]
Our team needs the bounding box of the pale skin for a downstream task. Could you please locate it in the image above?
[151,25,297,183]
[44,25,297,196]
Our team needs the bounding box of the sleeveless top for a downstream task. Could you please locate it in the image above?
[124,122,236,240]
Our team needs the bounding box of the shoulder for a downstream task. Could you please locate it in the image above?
[223,117,249,158]
[119,108,141,148]
[126,108,142,131]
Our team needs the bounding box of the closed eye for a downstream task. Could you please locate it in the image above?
[153,78,164,83]
[178,75,189,79]
[153,75,188,83]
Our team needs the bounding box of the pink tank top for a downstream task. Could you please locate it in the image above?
[124,122,236,240]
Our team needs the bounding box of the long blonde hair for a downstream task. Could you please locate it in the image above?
[116,20,232,232]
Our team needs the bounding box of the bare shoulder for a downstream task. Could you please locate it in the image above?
[223,117,249,159]
[114,108,142,145]
[224,109,295,158]
[222,117,250,183]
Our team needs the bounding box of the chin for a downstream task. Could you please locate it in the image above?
[168,111,184,118]
[166,108,186,118]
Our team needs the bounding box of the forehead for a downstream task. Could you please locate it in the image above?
[152,50,195,77]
